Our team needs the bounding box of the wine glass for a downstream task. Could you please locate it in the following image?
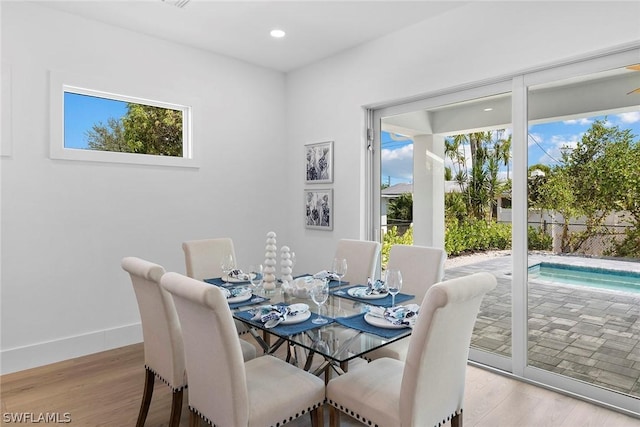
[311,279,329,324]
[385,269,403,308]
[220,253,235,281]
[248,264,263,294]
[331,257,348,295]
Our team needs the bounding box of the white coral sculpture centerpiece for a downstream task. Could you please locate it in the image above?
[280,246,293,284]
[263,231,278,291]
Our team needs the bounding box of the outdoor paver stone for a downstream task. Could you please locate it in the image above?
[449,253,640,397]
[594,361,640,378]
[593,353,637,369]
[563,346,595,358]
[601,335,637,349]
[530,345,561,357]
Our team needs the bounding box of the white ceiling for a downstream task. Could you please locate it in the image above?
[35,0,468,72]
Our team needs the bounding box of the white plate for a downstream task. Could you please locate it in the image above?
[364,313,407,329]
[281,310,311,325]
[227,292,253,304]
[223,273,255,283]
[287,303,310,313]
[347,287,388,300]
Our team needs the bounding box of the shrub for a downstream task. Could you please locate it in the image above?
[527,226,553,251]
[381,226,413,269]
[445,219,512,256]
[606,227,640,259]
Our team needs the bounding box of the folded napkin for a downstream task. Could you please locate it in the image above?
[222,286,252,299]
[250,304,308,324]
[351,278,388,297]
[313,270,340,281]
[228,269,250,281]
[365,304,420,327]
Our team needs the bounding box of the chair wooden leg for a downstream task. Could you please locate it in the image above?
[136,368,155,427]
[189,408,199,427]
[310,405,324,427]
[329,405,340,427]
[452,412,462,427]
[168,389,183,427]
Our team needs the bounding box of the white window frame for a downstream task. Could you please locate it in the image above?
[50,70,197,168]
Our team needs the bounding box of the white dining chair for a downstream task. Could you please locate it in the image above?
[121,257,186,427]
[182,237,236,280]
[182,237,252,335]
[333,238,381,284]
[326,272,497,427]
[122,257,257,427]
[161,272,325,427]
[364,244,447,361]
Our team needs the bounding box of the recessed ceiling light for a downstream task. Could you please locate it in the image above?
[483,107,493,112]
[270,29,286,39]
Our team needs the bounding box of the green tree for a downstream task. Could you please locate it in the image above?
[387,193,413,224]
[444,130,512,222]
[86,117,127,152]
[445,134,469,193]
[560,119,637,253]
[497,134,512,180]
[444,166,453,181]
[85,104,183,156]
[532,119,640,257]
[533,167,577,253]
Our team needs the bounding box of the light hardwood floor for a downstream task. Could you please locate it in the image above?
[1,342,638,426]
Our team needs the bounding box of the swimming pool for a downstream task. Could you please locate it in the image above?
[528,262,640,294]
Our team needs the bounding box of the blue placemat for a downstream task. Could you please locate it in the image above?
[335,313,411,339]
[332,286,414,307]
[202,279,267,308]
[234,306,335,335]
[294,274,348,289]
[228,295,270,310]
[205,277,251,287]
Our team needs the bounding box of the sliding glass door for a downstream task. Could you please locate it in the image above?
[526,63,640,406]
[370,46,640,415]
[374,84,514,371]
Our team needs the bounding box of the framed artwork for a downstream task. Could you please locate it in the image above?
[305,141,333,184]
[304,188,333,230]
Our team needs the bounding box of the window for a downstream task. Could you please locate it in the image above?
[50,72,196,167]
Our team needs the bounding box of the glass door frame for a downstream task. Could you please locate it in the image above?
[366,43,640,416]
[518,47,640,416]
[372,80,514,373]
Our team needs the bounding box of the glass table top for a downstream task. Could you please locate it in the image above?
[230,280,415,367]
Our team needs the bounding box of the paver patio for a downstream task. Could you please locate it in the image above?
[444,252,640,397]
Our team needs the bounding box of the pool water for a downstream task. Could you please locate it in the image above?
[528,262,640,294]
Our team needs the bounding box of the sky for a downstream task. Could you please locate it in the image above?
[381,111,640,186]
[64,92,128,149]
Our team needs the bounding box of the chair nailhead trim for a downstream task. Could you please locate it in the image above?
[328,398,462,427]
[145,365,187,392]
[189,402,323,427]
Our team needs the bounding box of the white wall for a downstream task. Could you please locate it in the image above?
[0,2,288,373]
[285,1,640,275]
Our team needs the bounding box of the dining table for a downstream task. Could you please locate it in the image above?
[205,274,417,382]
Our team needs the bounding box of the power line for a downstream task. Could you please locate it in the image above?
[528,133,561,164]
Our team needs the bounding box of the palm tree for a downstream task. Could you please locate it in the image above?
[497,133,512,180]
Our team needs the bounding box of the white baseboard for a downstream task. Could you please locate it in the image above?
[0,323,142,375]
